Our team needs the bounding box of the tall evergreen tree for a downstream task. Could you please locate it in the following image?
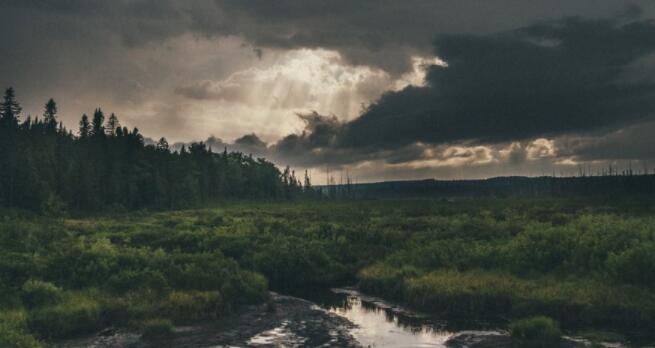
[0,88,22,206]
[0,87,21,129]
[79,114,91,138]
[91,108,105,137]
[106,113,120,136]
[43,98,58,131]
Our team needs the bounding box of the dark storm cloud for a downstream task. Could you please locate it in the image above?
[232,16,655,171]
[4,0,228,46]
[6,0,647,76]
[556,122,655,161]
[339,17,655,150]
[218,0,652,75]
[265,113,462,168]
[272,112,345,166]
[234,133,268,153]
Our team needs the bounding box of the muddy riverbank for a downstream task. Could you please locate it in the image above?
[56,292,360,348]
[55,289,629,348]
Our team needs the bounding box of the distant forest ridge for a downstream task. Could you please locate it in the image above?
[318,175,655,199]
[0,87,316,213]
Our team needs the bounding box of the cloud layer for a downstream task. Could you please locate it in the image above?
[2,1,655,182]
[341,17,655,148]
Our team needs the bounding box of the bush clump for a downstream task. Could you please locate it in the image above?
[0,311,43,348]
[0,323,43,348]
[21,280,63,308]
[27,295,102,339]
[510,316,562,347]
[107,269,169,294]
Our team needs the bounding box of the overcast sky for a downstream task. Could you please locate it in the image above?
[2,1,655,183]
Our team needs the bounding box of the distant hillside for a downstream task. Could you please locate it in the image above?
[318,174,655,199]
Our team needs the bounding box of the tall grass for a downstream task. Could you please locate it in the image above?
[359,266,655,328]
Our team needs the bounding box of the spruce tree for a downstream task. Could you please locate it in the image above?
[79,114,91,138]
[106,113,120,136]
[43,98,58,131]
[91,108,105,137]
[0,87,22,129]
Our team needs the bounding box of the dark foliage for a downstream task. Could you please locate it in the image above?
[0,88,309,212]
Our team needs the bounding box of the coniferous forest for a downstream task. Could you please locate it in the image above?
[0,88,306,213]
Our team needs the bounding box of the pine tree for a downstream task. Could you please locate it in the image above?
[91,108,105,137]
[0,87,22,129]
[43,98,58,131]
[106,113,120,136]
[79,114,91,138]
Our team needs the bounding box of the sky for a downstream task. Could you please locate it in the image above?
[2,0,655,183]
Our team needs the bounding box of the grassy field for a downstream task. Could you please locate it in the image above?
[1,198,655,346]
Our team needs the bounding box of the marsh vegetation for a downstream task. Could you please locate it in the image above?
[1,199,655,346]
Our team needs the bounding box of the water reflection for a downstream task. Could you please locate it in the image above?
[311,288,500,348]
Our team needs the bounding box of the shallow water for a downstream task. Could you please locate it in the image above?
[311,288,634,348]
[314,288,501,348]
[328,296,453,347]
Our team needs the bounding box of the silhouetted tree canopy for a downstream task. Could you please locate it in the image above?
[43,98,58,131]
[0,87,311,212]
[78,114,91,138]
[91,108,105,137]
[0,88,21,129]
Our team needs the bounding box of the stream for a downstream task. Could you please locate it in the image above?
[312,288,503,348]
[56,288,629,348]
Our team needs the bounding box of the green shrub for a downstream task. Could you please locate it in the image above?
[245,272,269,301]
[358,263,418,300]
[99,291,154,323]
[21,280,63,308]
[606,243,655,286]
[157,291,223,323]
[0,310,43,348]
[402,271,516,317]
[27,295,102,338]
[510,316,562,347]
[140,319,174,339]
[504,226,575,274]
[0,252,41,295]
[107,269,168,294]
[0,323,43,348]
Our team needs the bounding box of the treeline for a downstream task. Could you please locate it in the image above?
[324,174,655,200]
[0,87,314,212]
